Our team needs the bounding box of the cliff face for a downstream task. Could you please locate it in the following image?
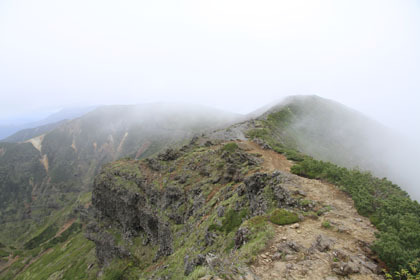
[87,138,382,280]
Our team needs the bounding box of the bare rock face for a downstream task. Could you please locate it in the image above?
[331,261,360,276]
[88,165,177,264]
[235,227,250,249]
[243,172,296,216]
[311,234,335,252]
[85,222,130,266]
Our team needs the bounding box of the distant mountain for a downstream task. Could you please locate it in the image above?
[2,120,67,143]
[0,106,95,141]
[0,103,241,246]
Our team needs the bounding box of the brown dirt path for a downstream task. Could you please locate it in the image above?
[238,140,383,280]
[238,141,293,172]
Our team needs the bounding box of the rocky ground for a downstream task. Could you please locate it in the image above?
[86,137,384,280]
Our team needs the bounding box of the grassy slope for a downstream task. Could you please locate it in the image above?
[247,102,420,275]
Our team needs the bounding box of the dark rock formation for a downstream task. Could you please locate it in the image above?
[88,167,178,264]
[243,172,296,216]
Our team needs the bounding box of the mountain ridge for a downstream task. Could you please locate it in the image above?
[0,95,419,279]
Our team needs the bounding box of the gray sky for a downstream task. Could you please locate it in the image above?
[0,0,419,138]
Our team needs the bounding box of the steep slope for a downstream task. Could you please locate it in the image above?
[0,104,241,248]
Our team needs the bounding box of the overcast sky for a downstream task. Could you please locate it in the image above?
[0,0,419,137]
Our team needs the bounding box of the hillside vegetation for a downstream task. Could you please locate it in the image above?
[245,97,420,277]
[1,96,419,279]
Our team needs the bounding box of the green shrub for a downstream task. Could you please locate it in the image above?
[321,220,332,229]
[209,209,248,234]
[291,156,420,272]
[246,128,269,139]
[24,224,58,250]
[269,209,299,225]
[222,143,239,153]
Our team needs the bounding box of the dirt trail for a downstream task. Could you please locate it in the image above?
[239,141,292,173]
[239,141,383,280]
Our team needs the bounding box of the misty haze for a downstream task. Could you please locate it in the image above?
[0,1,419,279]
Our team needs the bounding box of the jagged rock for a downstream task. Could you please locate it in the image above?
[204,140,214,147]
[337,226,351,234]
[293,190,307,197]
[272,252,283,260]
[85,222,130,266]
[243,172,296,216]
[206,253,222,270]
[217,206,225,217]
[162,186,183,209]
[277,240,303,255]
[158,148,181,161]
[184,254,205,275]
[331,261,360,276]
[360,260,379,273]
[286,241,301,252]
[221,164,241,183]
[204,229,218,246]
[332,250,348,262]
[253,138,272,150]
[235,227,250,248]
[312,234,335,252]
[91,171,175,263]
[289,223,300,229]
[175,174,189,184]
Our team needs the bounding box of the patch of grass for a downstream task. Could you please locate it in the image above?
[23,224,58,250]
[316,205,332,216]
[269,209,299,225]
[209,209,249,234]
[186,266,212,280]
[238,216,275,263]
[321,220,332,229]
[299,199,312,207]
[12,232,97,280]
